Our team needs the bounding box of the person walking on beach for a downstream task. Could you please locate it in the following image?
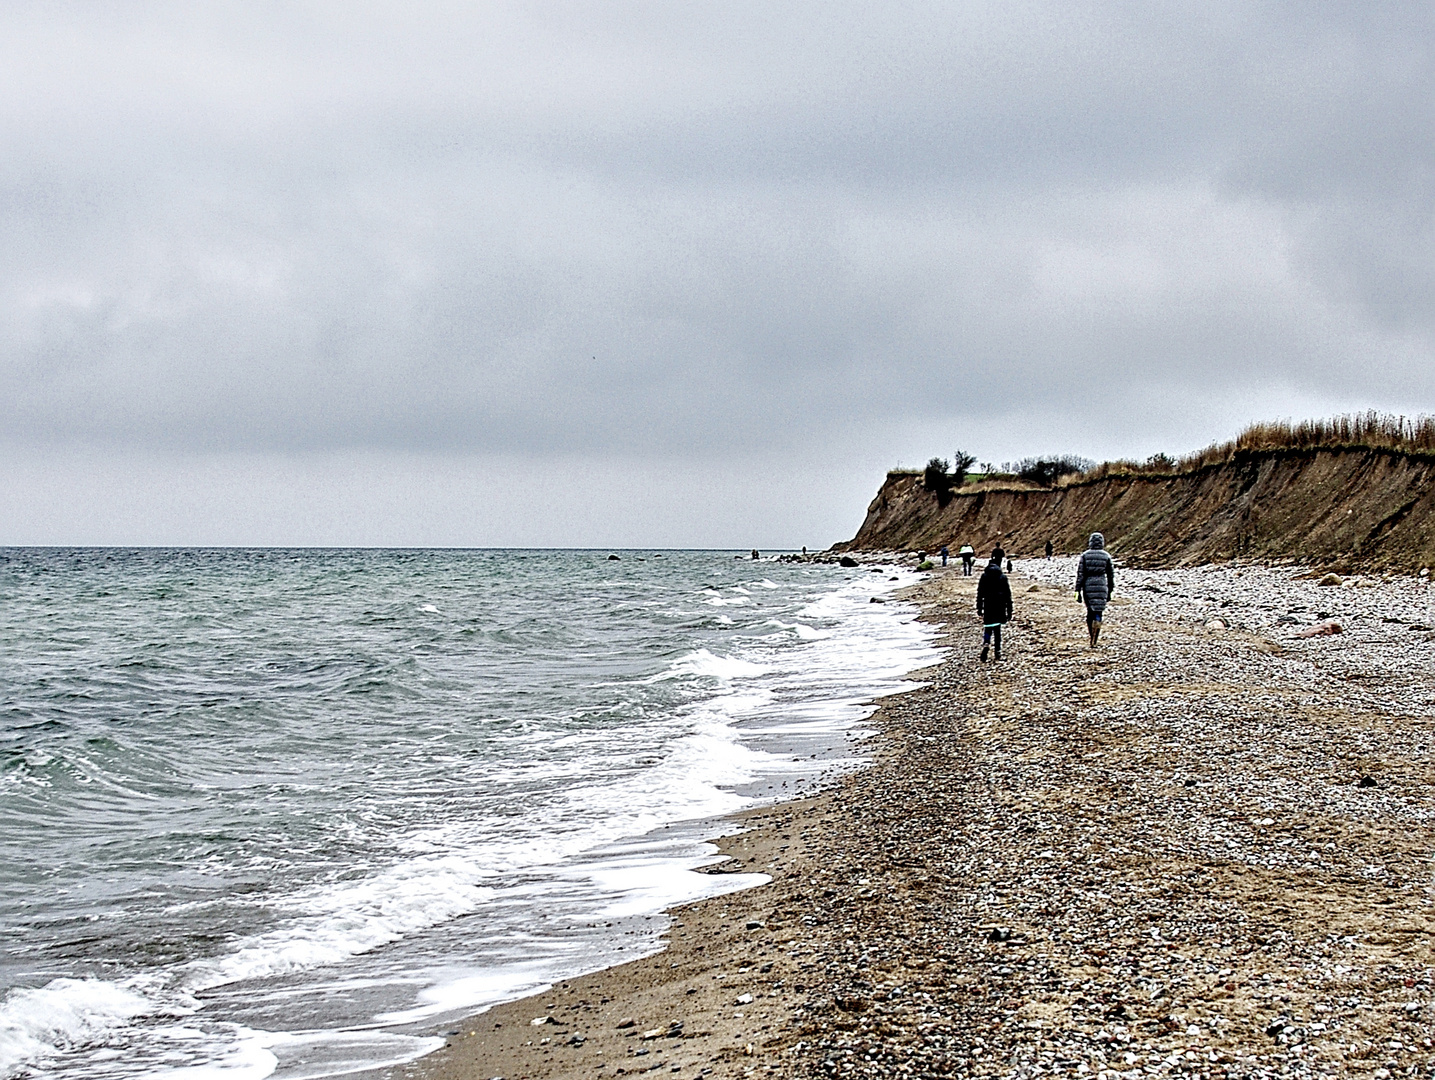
[1045,539,1053,559]
[976,547,1013,662]
[940,545,949,567]
[959,544,975,576]
[1075,532,1116,647]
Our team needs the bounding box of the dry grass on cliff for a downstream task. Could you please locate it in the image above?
[1079,412,1435,482]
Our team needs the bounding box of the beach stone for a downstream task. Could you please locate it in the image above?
[616,1018,635,1029]
[1205,617,1227,629]
[869,597,886,603]
[1027,584,1040,591]
[839,556,859,567]
[640,1028,662,1040]
[1358,775,1378,788]
[530,1016,554,1026]
[1318,572,1342,585]
[744,919,765,930]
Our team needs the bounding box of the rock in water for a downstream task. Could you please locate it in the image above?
[839,556,859,567]
[1319,572,1343,586]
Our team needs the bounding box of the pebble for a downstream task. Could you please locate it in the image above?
[768,559,1435,1080]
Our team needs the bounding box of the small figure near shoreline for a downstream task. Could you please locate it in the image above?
[977,546,1013,662]
[959,544,975,576]
[940,545,949,567]
[1045,539,1053,559]
[1075,531,1116,646]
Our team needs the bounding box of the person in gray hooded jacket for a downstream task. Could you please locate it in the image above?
[1076,532,1115,646]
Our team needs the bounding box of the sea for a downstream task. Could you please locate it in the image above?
[0,548,939,1080]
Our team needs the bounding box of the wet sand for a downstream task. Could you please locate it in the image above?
[398,566,1435,1080]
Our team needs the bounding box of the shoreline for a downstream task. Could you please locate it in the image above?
[396,563,1435,1080]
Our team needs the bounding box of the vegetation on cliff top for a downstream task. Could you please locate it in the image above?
[905,413,1435,490]
[1086,412,1435,480]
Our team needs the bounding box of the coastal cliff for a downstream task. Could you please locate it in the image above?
[837,447,1435,570]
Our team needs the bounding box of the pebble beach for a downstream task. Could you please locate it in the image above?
[404,560,1435,1080]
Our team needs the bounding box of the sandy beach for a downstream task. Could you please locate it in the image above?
[398,562,1435,1080]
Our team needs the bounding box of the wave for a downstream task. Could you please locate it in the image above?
[0,978,160,1078]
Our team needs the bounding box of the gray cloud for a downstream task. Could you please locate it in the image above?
[1,2,1432,542]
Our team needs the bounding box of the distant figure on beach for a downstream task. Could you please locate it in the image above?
[1076,532,1116,647]
[751,549,760,560]
[959,544,975,576]
[1006,557,1013,573]
[1045,539,1054,559]
[940,545,949,567]
[976,548,1013,662]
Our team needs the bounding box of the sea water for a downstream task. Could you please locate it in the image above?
[0,549,937,1080]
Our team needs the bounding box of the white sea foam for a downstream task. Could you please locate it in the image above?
[0,978,161,1076]
[646,648,770,682]
[185,860,498,992]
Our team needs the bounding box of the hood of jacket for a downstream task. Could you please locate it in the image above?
[1088,532,1105,550]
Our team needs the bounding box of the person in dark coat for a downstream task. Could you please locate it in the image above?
[976,548,1013,662]
[1075,531,1116,646]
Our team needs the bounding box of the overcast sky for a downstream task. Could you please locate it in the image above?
[3,1,1431,546]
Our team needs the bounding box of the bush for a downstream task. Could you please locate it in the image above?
[923,457,953,496]
[923,451,978,503]
[951,451,976,487]
[1012,455,1094,487]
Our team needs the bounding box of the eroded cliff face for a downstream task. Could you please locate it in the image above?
[837,448,1435,570]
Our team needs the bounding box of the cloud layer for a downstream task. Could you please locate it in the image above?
[2,2,1431,542]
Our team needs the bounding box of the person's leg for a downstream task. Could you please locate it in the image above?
[1086,609,1097,647]
[980,625,992,662]
[1092,614,1102,646]
[993,624,1003,661]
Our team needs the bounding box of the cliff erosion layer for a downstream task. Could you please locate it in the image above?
[838,447,1435,570]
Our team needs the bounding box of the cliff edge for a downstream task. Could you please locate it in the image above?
[836,447,1435,571]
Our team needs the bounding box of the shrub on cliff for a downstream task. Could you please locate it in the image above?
[1013,455,1094,487]
[951,451,976,486]
[923,451,978,504]
[923,457,952,496]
